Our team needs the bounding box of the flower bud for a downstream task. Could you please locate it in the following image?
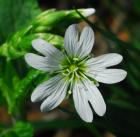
[81,8,95,17]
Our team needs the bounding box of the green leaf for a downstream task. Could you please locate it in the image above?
[18,33,64,51]
[0,32,64,59]
[0,0,40,44]
[14,70,41,99]
[0,90,6,106]
[13,122,34,137]
[0,131,17,137]
[0,61,19,113]
[10,69,41,114]
[0,122,34,137]
[0,9,91,59]
[32,9,93,32]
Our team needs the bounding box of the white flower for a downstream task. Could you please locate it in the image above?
[25,24,127,123]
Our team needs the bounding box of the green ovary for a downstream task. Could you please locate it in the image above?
[69,64,78,72]
[61,56,87,80]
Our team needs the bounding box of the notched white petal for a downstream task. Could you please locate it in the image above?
[40,78,69,112]
[25,52,62,72]
[94,69,127,84]
[89,87,106,116]
[86,53,123,69]
[78,26,94,58]
[86,69,127,84]
[64,24,94,58]
[82,79,106,116]
[32,38,63,57]
[25,53,48,71]
[31,75,62,102]
[64,24,79,56]
[73,82,93,122]
[86,53,127,84]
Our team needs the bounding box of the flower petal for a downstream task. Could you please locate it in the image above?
[25,53,49,71]
[78,26,94,58]
[64,25,94,58]
[82,79,106,116]
[81,8,96,17]
[25,53,62,72]
[86,53,123,69]
[31,75,62,102]
[32,38,63,57]
[40,78,69,112]
[73,81,93,122]
[86,69,127,84]
[64,24,79,57]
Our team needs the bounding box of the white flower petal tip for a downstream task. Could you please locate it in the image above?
[31,92,38,102]
[83,117,93,123]
[99,69,127,84]
[31,38,52,56]
[24,53,33,66]
[119,70,127,81]
[38,77,69,112]
[97,105,106,117]
[30,85,45,102]
[24,53,47,71]
[116,54,123,62]
[31,86,45,102]
[40,105,48,112]
[32,38,46,47]
[88,83,106,117]
[86,53,123,69]
[81,8,96,17]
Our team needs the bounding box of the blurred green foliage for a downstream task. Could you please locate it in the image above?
[0,122,34,137]
[0,0,40,44]
[0,0,140,137]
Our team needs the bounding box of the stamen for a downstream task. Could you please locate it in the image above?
[66,80,73,99]
[69,73,74,82]
[74,71,80,78]
[62,71,70,76]
[65,54,71,63]
[68,90,72,94]
[73,57,79,63]
[78,55,90,65]
[73,67,78,72]
[66,69,70,73]
[60,55,87,82]
[73,57,79,61]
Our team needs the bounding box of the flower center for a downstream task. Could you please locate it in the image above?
[69,64,78,72]
[60,56,87,81]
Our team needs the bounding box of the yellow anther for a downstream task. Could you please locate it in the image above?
[68,90,72,94]
[73,57,79,61]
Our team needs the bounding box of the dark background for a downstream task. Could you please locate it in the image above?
[0,0,140,137]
